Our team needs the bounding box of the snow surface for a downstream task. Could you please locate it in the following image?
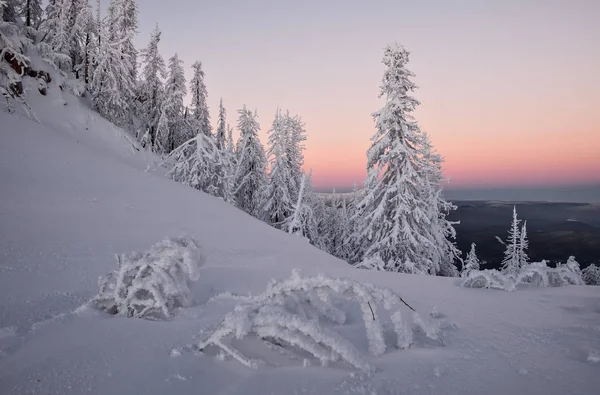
[1,85,600,394]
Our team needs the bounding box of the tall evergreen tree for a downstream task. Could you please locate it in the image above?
[216,98,227,150]
[138,24,165,148]
[20,0,42,28]
[284,112,307,202]
[356,43,456,274]
[263,110,295,227]
[234,106,267,218]
[518,220,529,267]
[501,206,522,278]
[189,60,211,137]
[89,9,135,126]
[160,53,186,152]
[226,123,234,155]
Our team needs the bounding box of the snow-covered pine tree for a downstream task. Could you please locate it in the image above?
[42,0,72,71]
[71,0,97,89]
[20,0,42,28]
[286,171,319,244]
[106,0,137,81]
[461,243,480,278]
[216,98,227,150]
[283,111,307,202]
[418,131,460,276]
[518,220,529,268]
[160,53,187,152]
[89,15,134,125]
[226,123,234,154]
[189,60,211,137]
[263,109,296,228]
[138,24,165,148]
[356,43,450,274]
[501,206,522,279]
[234,106,267,218]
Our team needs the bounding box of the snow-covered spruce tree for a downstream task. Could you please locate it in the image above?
[582,263,600,285]
[137,24,165,148]
[284,111,307,202]
[501,206,523,279]
[234,106,267,218]
[519,220,529,266]
[88,0,137,124]
[19,0,42,29]
[461,243,480,278]
[189,60,211,137]
[226,123,234,155]
[418,131,460,276]
[216,98,226,150]
[42,0,71,71]
[106,0,137,81]
[69,0,97,92]
[286,170,323,247]
[263,109,296,228]
[159,53,187,152]
[356,43,457,274]
[89,16,135,126]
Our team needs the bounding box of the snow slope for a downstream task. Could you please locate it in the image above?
[1,86,599,394]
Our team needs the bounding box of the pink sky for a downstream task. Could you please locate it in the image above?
[132,0,600,191]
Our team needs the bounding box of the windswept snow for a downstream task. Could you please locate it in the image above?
[1,92,600,394]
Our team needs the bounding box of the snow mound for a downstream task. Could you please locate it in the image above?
[92,236,205,320]
[197,270,442,372]
[462,259,584,291]
[462,269,511,291]
[582,264,600,285]
[516,259,583,288]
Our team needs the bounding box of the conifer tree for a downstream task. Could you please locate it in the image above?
[226,123,234,155]
[356,43,456,274]
[234,106,267,218]
[161,53,187,151]
[284,112,307,202]
[461,243,480,278]
[518,220,529,268]
[189,60,211,137]
[501,206,522,278]
[138,24,165,148]
[89,10,135,126]
[20,0,42,28]
[216,98,227,150]
[263,110,296,227]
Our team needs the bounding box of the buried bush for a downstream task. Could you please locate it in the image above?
[196,270,442,372]
[462,257,584,291]
[92,236,205,320]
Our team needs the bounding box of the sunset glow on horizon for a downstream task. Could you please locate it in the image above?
[130,0,600,192]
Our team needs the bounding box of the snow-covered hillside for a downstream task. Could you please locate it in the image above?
[1,88,599,394]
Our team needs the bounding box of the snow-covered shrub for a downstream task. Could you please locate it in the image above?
[197,270,441,372]
[92,236,205,320]
[461,269,511,291]
[516,259,583,288]
[582,264,600,286]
